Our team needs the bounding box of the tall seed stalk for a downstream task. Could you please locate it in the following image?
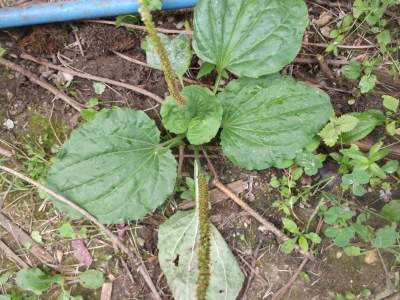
[138,0,186,105]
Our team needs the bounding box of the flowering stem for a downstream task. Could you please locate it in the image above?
[138,0,186,105]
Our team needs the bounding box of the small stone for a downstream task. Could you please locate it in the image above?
[4,119,14,129]
[336,251,342,259]
[247,193,255,202]
[56,250,63,263]
[166,16,174,23]
[175,22,184,29]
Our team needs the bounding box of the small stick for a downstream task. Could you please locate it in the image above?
[19,53,164,104]
[202,151,315,261]
[0,57,83,111]
[302,40,399,49]
[0,165,162,300]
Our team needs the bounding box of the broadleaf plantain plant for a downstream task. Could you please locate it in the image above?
[46,0,333,298]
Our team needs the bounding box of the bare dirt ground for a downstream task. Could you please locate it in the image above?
[0,1,400,299]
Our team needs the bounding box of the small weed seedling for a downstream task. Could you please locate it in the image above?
[280,218,321,254]
[13,267,104,299]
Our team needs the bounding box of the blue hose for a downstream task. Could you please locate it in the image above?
[0,0,198,29]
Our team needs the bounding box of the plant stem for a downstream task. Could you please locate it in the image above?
[138,0,186,105]
[158,134,186,148]
[213,69,223,95]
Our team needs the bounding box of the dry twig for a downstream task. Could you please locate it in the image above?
[202,151,315,261]
[0,57,83,111]
[19,53,164,104]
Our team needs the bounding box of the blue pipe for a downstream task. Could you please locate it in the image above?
[0,0,198,29]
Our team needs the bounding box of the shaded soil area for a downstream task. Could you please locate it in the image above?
[0,3,400,300]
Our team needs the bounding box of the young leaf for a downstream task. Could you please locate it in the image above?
[160,85,222,145]
[60,224,76,239]
[197,62,215,79]
[379,200,400,222]
[115,15,138,31]
[382,95,399,112]
[93,82,106,95]
[78,270,105,289]
[339,110,385,142]
[86,98,99,108]
[295,151,323,176]
[303,232,321,244]
[282,218,300,234]
[373,223,399,248]
[31,231,43,244]
[46,108,177,224]
[142,34,192,82]
[377,30,391,53]
[220,74,332,170]
[359,75,377,93]
[298,235,309,253]
[16,268,62,295]
[158,210,245,299]
[319,115,359,146]
[79,109,97,122]
[324,226,339,238]
[0,47,9,58]
[193,0,308,77]
[344,246,361,256]
[281,237,297,254]
[340,62,361,79]
[144,0,162,10]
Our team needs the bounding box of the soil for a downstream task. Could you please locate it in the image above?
[0,2,400,300]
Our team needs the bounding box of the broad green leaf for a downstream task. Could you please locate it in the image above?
[282,218,299,234]
[160,85,222,145]
[373,223,398,248]
[341,226,355,239]
[339,110,385,142]
[379,200,400,222]
[197,62,215,79]
[142,34,192,81]
[359,75,377,93]
[281,237,297,254]
[158,210,245,299]
[219,74,332,170]
[291,167,303,181]
[343,246,361,256]
[16,269,62,295]
[319,115,359,146]
[0,272,9,285]
[369,149,390,162]
[341,62,361,79]
[382,95,399,112]
[46,108,177,224]
[78,270,105,289]
[0,295,10,300]
[193,0,308,77]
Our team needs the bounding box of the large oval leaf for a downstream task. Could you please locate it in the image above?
[193,0,308,77]
[160,85,222,145]
[158,209,245,299]
[219,74,332,170]
[46,108,177,224]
